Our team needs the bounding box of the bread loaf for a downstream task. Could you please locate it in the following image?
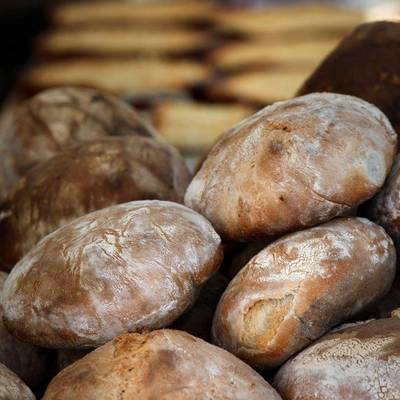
[365,155,400,253]
[0,272,52,389]
[0,362,35,400]
[0,136,190,270]
[212,218,396,369]
[2,201,222,349]
[0,86,155,202]
[274,318,400,400]
[185,93,397,242]
[298,21,400,136]
[43,329,282,400]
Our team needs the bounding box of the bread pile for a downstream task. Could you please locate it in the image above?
[1,4,400,400]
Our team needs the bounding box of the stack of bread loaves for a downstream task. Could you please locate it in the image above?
[2,22,400,400]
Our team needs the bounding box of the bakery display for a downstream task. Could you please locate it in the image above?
[212,217,396,369]
[0,136,190,270]
[274,318,400,400]
[0,272,51,389]
[0,86,156,202]
[2,201,222,349]
[43,329,282,400]
[186,93,397,242]
[0,362,36,400]
[298,21,400,136]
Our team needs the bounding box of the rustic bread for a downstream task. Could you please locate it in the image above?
[0,272,52,389]
[274,318,400,400]
[36,28,210,58]
[22,59,210,98]
[51,1,213,27]
[205,68,310,105]
[298,21,400,136]
[365,155,400,253]
[2,201,222,349]
[185,93,397,242]
[0,137,190,270]
[152,100,253,152]
[0,362,35,400]
[212,218,396,370]
[0,86,155,202]
[43,329,282,400]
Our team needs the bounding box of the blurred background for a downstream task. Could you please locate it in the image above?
[0,0,399,163]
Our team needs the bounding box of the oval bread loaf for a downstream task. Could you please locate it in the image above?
[0,86,156,202]
[274,318,400,400]
[0,272,52,389]
[43,329,282,400]
[185,93,397,241]
[212,217,396,369]
[0,136,190,270]
[0,362,35,400]
[2,201,223,349]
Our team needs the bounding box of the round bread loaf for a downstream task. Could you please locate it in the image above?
[0,272,52,389]
[274,318,400,400]
[298,21,400,137]
[0,362,35,400]
[365,155,400,252]
[185,93,397,242]
[2,201,223,349]
[0,86,156,202]
[0,136,190,271]
[43,329,282,400]
[212,217,396,369]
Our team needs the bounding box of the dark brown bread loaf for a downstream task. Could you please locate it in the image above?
[298,21,400,137]
[0,86,156,202]
[185,93,397,242]
[0,272,52,389]
[2,201,223,349]
[212,218,396,370]
[365,155,400,255]
[0,362,35,400]
[274,318,400,400]
[43,329,282,400]
[0,136,190,271]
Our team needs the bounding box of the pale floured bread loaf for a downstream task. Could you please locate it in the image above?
[212,218,396,370]
[43,329,282,400]
[0,272,51,389]
[0,137,190,270]
[2,201,223,349]
[22,59,210,98]
[0,362,35,400]
[0,86,155,203]
[185,93,397,242]
[152,100,254,152]
[392,309,400,318]
[365,155,400,253]
[274,318,400,400]
[51,1,213,27]
[36,28,211,58]
[205,68,310,104]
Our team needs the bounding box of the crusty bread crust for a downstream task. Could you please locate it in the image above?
[185,93,397,242]
[2,201,222,349]
[0,362,35,400]
[212,218,396,370]
[274,318,400,400]
[43,329,282,400]
[0,136,190,270]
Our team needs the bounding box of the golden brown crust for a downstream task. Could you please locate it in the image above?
[274,318,400,400]
[43,329,282,400]
[0,86,156,202]
[185,93,397,242]
[212,218,396,370]
[0,136,190,270]
[2,201,222,349]
[298,21,400,136]
[0,362,36,400]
